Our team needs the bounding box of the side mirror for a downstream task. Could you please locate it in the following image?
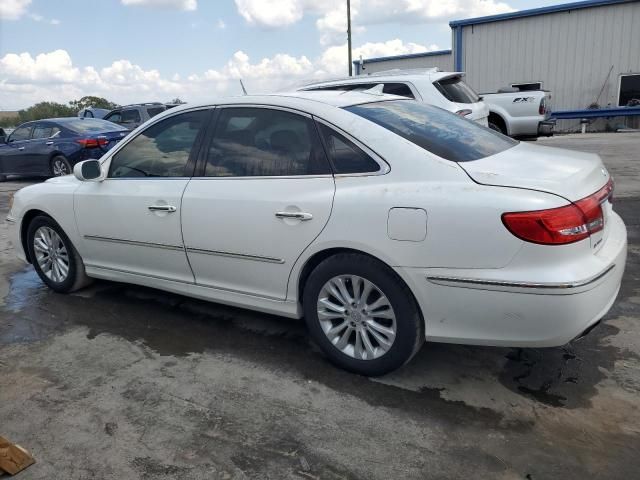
[73,159,103,182]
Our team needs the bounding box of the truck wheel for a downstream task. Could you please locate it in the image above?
[489,122,505,134]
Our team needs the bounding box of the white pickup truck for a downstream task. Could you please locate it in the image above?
[482,87,555,138]
[296,69,554,139]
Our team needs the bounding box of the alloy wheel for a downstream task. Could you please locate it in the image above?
[33,226,69,283]
[317,275,397,360]
[52,158,70,176]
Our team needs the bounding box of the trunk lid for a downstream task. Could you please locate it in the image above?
[459,142,612,252]
[458,142,610,202]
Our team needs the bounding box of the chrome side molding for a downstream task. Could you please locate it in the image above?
[426,264,615,290]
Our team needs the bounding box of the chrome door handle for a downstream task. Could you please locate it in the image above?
[46,141,54,146]
[18,147,25,151]
[148,205,177,212]
[275,211,313,221]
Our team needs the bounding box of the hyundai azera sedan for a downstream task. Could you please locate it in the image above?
[0,118,127,181]
[7,91,626,375]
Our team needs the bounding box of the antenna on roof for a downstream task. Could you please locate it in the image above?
[239,79,248,95]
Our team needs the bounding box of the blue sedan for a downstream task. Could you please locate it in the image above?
[0,118,129,181]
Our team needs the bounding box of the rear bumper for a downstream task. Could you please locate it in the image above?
[538,120,555,136]
[397,212,627,347]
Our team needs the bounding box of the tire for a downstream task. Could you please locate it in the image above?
[488,122,505,134]
[50,155,72,177]
[303,253,424,376]
[26,215,92,293]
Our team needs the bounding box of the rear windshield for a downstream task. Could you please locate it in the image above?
[434,76,480,104]
[64,118,127,133]
[345,100,517,162]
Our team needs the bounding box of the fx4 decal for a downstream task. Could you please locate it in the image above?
[513,97,536,103]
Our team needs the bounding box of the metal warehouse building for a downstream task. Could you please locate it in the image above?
[355,0,640,131]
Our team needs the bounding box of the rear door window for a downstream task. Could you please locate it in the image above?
[205,107,330,177]
[345,100,517,162]
[32,125,54,139]
[434,76,480,103]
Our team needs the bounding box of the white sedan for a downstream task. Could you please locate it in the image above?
[7,91,626,376]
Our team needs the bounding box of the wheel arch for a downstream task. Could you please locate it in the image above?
[20,209,53,263]
[488,111,508,135]
[294,247,424,324]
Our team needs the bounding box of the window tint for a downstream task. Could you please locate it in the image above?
[32,125,54,139]
[8,125,31,142]
[147,106,165,118]
[109,110,207,178]
[318,124,380,174]
[345,100,517,162]
[105,112,122,123]
[433,76,480,104]
[205,108,330,177]
[382,83,415,98]
[121,109,141,124]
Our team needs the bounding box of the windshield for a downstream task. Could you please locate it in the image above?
[64,118,127,133]
[345,100,517,162]
[434,76,480,104]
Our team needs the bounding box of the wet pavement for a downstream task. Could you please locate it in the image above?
[1,134,639,479]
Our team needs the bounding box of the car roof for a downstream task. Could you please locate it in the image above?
[164,90,406,114]
[297,70,463,89]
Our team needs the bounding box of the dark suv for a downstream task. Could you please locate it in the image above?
[103,103,171,130]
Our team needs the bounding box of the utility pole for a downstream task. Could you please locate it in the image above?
[347,0,352,76]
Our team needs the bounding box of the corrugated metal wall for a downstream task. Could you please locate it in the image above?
[460,1,640,130]
[360,53,453,74]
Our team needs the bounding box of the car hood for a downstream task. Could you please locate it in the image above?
[45,174,81,185]
[458,142,610,202]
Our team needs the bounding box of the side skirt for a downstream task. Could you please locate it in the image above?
[84,265,302,319]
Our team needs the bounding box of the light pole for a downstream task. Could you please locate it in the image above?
[347,0,352,76]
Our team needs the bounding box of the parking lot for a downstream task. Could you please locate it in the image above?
[0,132,639,479]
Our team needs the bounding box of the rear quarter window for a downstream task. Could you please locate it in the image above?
[345,100,517,162]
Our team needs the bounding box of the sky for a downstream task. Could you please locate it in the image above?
[0,0,559,110]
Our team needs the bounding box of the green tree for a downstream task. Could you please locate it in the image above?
[168,97,186,105]
[68,96,118,112]
[17,102,76,123]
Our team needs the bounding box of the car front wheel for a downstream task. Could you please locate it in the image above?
[303,253,424,376]
[27,215,92,293]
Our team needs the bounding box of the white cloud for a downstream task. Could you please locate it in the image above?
[0,41,436,109]
[120,0,196,11]
[235,0,514,45]
[28,12,61,25]
[234,0,306,28]
[0,0,31,20]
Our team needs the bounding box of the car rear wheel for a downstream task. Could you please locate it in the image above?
[27,215,92,293]
[50,156,71,177]
[303,253,424,376]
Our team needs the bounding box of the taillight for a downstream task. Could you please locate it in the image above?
[456,109,472,117]
[539,98,546,115]
[502,179,614,245]
[76,137,109,148]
